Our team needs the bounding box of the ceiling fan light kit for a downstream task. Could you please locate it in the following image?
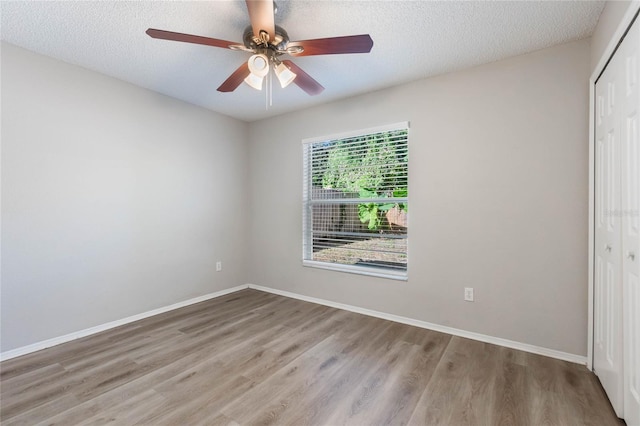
[244,52,295,91]
[146,0,373,97]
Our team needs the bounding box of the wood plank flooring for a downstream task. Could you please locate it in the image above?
[0,289,622,425]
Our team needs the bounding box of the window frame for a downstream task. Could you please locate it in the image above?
[302,122,409,281]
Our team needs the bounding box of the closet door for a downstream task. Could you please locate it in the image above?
[621,16,640,426]
[594,43,624,417]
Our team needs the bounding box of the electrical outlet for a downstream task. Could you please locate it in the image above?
[216,261,222,272]
[464,287,474,302]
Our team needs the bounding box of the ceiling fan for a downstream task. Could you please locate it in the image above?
[146,0,373,96]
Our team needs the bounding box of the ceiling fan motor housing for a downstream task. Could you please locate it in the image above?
[243,25,289,52]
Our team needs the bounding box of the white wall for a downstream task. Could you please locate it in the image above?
[247,39,591,357]
[590,0,633,71]
[1,43,249,352]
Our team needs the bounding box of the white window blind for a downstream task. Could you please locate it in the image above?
[302,122,409,280]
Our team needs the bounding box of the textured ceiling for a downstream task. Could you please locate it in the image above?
[1,1,604,122]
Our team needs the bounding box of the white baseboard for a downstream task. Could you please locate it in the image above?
[0,285,249,362]
[2,282,587,366]
[247,284,588,365]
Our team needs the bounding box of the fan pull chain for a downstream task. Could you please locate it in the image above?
[265,69,273,109]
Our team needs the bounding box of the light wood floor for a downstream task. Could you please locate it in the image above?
[0,289,622,425]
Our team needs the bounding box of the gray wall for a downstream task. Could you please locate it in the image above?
[1,43,249,352]
[1,35,596,357]
[247,39,591,356]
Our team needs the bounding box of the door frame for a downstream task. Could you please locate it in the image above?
[589,0,640,370]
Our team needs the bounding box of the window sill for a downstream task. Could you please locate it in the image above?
[302,260,408,281]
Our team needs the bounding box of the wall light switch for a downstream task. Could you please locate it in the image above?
[216,261,222,272]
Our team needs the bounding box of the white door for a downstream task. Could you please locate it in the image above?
[621,16,640,426]
[594,38,624,417]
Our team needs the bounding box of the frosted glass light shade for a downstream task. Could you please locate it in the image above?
[244,73,264,90]
[247,54,269,77]
[275,62,296,88]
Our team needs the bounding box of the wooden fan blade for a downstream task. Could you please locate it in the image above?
[245,0,275,41]
[288,34,373,56]
[282,60,324,96]
[146,28,238,49]
[217,62,251,92]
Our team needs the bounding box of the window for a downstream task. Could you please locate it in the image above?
[302,122,409,280]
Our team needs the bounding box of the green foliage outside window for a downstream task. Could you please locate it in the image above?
[312,130,408,231]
